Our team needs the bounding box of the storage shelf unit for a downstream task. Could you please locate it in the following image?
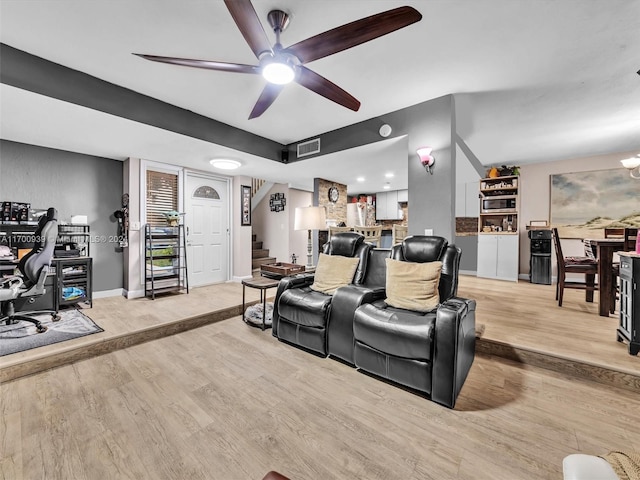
[57,224,90,257]
[145,224,188,299]
[477,175,520,282]
[618,253,640,356]
[53,257,92,309]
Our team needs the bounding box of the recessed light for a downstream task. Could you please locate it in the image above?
[356,177,365,182]
[210,159,241,170]
[383,184,391,190]
[385,172,394,178]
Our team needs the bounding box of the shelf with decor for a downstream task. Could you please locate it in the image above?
[477,173,520,282]
[144,224,189,299]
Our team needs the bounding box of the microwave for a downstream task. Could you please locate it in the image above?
[481,195,517,213]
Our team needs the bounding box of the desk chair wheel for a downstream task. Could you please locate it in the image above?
[52,313,61,322]
[36,324,48,333]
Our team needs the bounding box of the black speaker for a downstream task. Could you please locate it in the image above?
[281,149,289,164]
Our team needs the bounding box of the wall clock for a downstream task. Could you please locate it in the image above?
[328,186,339,203]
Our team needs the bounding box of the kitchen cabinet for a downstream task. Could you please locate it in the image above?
[397,189,408,202]
[375,190,402,220]
[477,233,519,282]
[455,182,480,217]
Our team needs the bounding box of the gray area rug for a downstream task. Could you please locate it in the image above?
[0,309,103,356]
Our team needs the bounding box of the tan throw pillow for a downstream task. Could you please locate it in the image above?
[311,253,360,295]
[385,258,442,312]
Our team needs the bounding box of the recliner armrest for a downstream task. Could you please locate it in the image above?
[327,284,386,364]
[431,296,476,408]
[272,273,315,337]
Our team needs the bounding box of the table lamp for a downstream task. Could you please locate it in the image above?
[294,206,326,268]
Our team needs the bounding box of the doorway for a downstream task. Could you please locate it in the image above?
[184,172,230,286]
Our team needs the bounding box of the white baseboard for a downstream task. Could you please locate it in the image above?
[459,270,477,276]
[124,289,145,299]
[93,288,125,299]
[232,275,253,282]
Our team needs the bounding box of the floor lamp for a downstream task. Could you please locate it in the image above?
[294,206,326,269]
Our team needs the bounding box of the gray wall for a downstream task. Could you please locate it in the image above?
[0,140,123,292]
[287,94,456,240]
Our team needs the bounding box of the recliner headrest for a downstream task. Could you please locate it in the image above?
[328,232,365,257]
[398,236,448,263]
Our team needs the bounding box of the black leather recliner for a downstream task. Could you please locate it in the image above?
[272,233,371,356]
[352,236,476,409]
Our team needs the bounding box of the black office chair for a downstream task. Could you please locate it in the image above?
[0,207,59,333]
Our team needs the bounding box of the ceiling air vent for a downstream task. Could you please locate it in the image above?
[297,138,321,158]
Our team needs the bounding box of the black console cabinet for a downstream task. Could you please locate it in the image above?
[618,253,640,356]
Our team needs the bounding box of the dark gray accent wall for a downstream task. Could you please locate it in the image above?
[0,140,123,292]
[455,235,479,273]
[0,43,283,162]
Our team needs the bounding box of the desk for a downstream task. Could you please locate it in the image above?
[584,238,624,316]
[242,276,280,330]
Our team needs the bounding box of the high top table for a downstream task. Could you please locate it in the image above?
[583,237,624,316]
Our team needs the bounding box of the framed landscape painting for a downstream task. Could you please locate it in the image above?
[550,168,640,238]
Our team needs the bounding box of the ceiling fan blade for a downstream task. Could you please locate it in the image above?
[249,83,284,119]
[296,66,360,112]
[133,54,260,74]
[224,0,273,60]
[287,6,422,64]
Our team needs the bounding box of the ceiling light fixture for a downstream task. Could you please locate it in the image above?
[210,159,241,170]
[261,55,296,85]
[417,146,436,175]
[385,172,394,178]
[621,154,640,179]
[357,177,365,182]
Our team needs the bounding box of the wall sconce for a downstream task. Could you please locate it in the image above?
[621,155,640,179]
[417,147,435,174]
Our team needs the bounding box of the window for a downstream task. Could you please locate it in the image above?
[193,185,220,199]
[146,170,178,226]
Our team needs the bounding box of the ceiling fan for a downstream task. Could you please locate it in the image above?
[134,0,422,119]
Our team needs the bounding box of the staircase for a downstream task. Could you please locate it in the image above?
[252,233,276,271]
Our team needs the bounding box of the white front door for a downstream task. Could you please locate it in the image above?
[184,172,230,286]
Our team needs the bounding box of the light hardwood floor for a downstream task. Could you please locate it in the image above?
[2,308,640,479]
[2,275,638,387]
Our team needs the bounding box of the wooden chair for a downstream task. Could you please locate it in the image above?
[624,227,638,251]
[353,225,382,247]
[392,224,408,245]
[552,228,598,307]
[328,225,352,241]
[604,227,625,238]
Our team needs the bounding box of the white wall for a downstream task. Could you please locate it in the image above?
[233,175,253,281]
[518,150,638,276]
[252,184,311,266]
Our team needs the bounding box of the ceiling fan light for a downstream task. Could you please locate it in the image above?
[210,159,241,170]
[262,61,295,85]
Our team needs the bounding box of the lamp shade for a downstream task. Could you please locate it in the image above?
[294,206,326,231]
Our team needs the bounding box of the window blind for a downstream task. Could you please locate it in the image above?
[146,170,178,226]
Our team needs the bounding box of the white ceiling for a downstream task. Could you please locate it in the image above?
[1,0,639,195]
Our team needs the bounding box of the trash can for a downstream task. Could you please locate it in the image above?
[529,229,552,284]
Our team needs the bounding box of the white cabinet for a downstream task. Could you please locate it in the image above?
[455,182,480,217]
[477,234,519,281]
[397,189,408,202]
[376,190,402,220]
